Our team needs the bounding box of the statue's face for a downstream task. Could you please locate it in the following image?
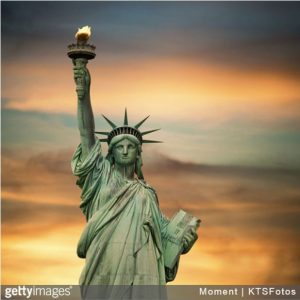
[113,138,138,166]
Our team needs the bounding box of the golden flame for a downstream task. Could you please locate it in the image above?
[75,26,91,41]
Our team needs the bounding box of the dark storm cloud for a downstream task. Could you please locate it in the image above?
[2,2,300,73]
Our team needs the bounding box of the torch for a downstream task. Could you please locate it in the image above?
[67,26,96,98]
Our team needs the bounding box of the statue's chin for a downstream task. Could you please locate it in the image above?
[115,159,135,166]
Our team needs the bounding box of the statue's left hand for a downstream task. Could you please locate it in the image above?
[182,229,198,254]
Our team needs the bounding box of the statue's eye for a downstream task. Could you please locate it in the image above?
[117,146,123,150]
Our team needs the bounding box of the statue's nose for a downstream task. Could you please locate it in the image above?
[123,146,128,155]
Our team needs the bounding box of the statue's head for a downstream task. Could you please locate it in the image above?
[95,109,161,179]
[108,134,142,167]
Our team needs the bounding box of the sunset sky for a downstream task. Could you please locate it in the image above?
[2,1,300,285]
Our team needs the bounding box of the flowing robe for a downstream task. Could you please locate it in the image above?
[72,139,178,285]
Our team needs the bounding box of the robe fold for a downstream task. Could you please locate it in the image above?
[71,139,178,285]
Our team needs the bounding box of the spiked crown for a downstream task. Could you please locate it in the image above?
[95,109,161,145]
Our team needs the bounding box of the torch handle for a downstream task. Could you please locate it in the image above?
[73,58,88,99]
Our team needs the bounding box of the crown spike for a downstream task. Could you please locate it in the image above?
[102,114,117,129]
[141,128,161,136]
[124,108,128,126]
[142,140,163,143]
[134,115,150,129]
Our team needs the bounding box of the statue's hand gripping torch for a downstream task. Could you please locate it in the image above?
[73,58,90,100]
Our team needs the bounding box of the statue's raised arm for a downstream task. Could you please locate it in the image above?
[67,26,96,160]
[73,58,96,159]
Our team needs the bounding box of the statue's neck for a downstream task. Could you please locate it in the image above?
[114,163,135,180]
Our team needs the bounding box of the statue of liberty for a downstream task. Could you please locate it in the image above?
[69,27,199,286]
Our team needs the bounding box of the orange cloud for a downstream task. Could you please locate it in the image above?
[2,225,84,284]
[3,58,300,123]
